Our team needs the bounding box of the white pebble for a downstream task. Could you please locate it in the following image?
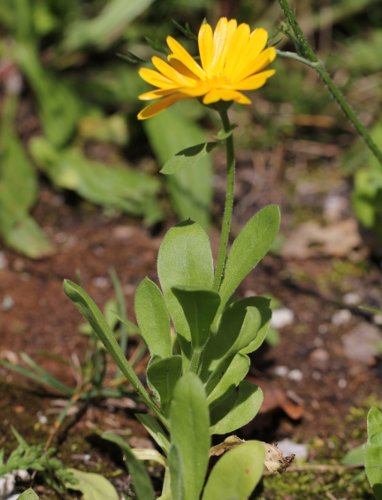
[338,378,347,389]
[288,369,303,382]
[343,292,361,306]
[271,308,294,329]
[0,473,15,497]
[277,439,308,460]
[273,365,289,377]
[1,295,14,311]
[332,309,351,326]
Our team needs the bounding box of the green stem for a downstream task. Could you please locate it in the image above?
[278,0,382,169]
[190,348,202,374]
[213,108,236,291]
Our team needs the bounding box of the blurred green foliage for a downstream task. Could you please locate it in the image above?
[0,0,214,257]
[1,0,382,256]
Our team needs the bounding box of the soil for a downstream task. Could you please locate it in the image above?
[1,142,382,499]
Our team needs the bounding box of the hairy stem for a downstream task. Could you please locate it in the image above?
[278,0,382,168]
[213,108,236,291]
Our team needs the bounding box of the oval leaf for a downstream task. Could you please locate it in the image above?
[65,468,119,500]
[203,441,265,500]
[135,277,172,358]
[158,221,214,341]
[147,356,183,415]
[219,205,280,310]
[201,297,271,380]
[170,372,210,500]
[210,381,263,435]
[206,354,250,405]
[172,287,220,348]
[160,142,217,175]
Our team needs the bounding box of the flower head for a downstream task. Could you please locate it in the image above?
[137,17,276,120]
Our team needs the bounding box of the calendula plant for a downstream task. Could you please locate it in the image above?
[64,17,280,499]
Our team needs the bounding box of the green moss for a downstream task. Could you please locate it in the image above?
[261,469,372,499]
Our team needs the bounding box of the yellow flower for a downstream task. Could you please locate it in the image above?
[137,17,276,120]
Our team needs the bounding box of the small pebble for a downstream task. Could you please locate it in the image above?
[113,226,135,240]
[309,348,329,371]
[288,369,303,382]
[343,292,361,306]
[373,314,382,326]
[1,295,14,312]
[37,413,48,425]
[273,365,289,377]
[332,309,351,326]
[271,308,295,329]
[342,323,380,364]
[277,439,308,460]
[0,474,15,498]
[92,276,109,289]
[338,378,347,389]
[312,371,322,381]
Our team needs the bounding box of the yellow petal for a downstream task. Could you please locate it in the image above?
[198,22,214,76]
[139,88,176,101]
[235,69,275,90]
[203,88,251,105]
[234,46,276,82]
[234,28,268,78]
[177,82,210,96]
[167,57,200,80]
[211,18,238,74]
[139,67,175,89]
[152,56,193,85]
[137,94,191,120]
[166,36,205,80]
[249,28,268,59]
[210,17,228,70]
[223,22,251,79]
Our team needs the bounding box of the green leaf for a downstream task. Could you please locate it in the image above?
[366,407,382,498]
[219,205,280,310]
[0,95,53,257]
[17,489,39,500]
[158,221,214,342]
[30,139,162,225]
[65,468,119,500]
[170,372,210,500]
[135,278,172,359]
[342,445,365,466]
[136,414,170,454]
[0,206,54,258]
[63,280,165,424]
[202,297,271,380]
[172,288,220,348]
[62,0,154,51]
[168,444,184,500]
[206,354,250,405]
[210,381,263,435]
[0,96,37,212]
[13,44,80,148]
[144,107,213,229]
[147,356,183,415]
[160,142,217,175]
[203,441,265,500]
[17,488,39,500]
[102,432,155,500]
